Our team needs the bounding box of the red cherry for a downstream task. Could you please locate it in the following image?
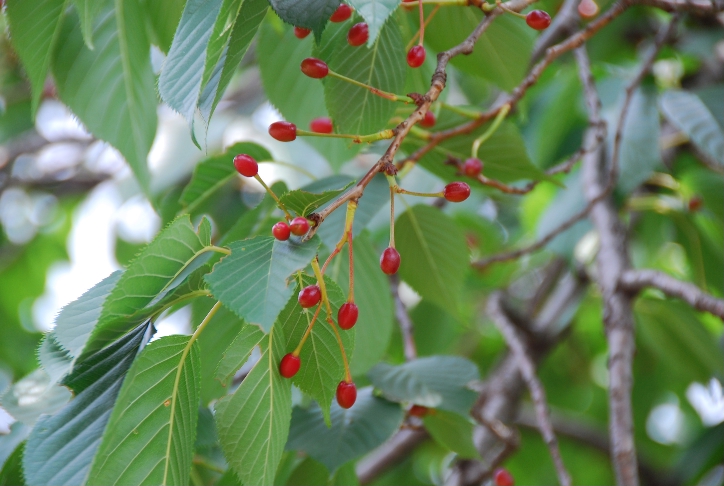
[409,405,429,417]
[526,10,551,30]
[336,381,357,408]
[462,158,483,177]
[578,0,599,18]
[330,3,353,22]
[443,182,470,202]
[493,468,514,486]
[337,302,359,330]
[347,23,369,46]
[233,154,258,177]
[269,121,297,142]
[407,45,426,68]
[272,221,291,241]
[688,196,703,212]
[380,247,401,275]
[280,354,301,378]
[289,216,310,236]
[294,26,311,39]
[310,117,333,134]
[298,285,321,308]
[301,58,329,79]
[420,111,436,128]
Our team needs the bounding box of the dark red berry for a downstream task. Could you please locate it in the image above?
[294,26,311,39]
[462,158,483,177]
[420,111,436,128]
[526,10,551,30]
[233,154,258,177]
[310,117,333,134]
[338,302,359,330]
[298,285,321,308]
[330,3,353,22]
[409,405,429,417]
[347,23,369,46]
[443,182,470,202]
[688,195,703,212]
[269,121,297,142]
[407,45,426,68]
[289,216,310,236]
[280,354,301,378]
[272,221,290,241]
[336,381,357,408]
[301,58,329,79]
[380,247,401,275]
[493,468,514,486]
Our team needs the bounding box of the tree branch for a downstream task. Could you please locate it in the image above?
[619,269,724,319]
[390,274,418,361]
[487,292,572,486]
[356,428,429,484]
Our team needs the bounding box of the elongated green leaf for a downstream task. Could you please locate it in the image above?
[23,323,150,486]
[279,181,353,217]
[71,0,104,48]
[206,236,320,332]
[0,442,24,486]
[348,0,400,46]
[368,356,479,415]
[215,325,292,486]
[423,410,480,459]
[142,0,185,52]
[52,271,122,359]
[660,90,724,167]
[88,335,201,486]
[85,216,210,353]
[180,142,272,213]
[268,0,338,40]
[287,387,403,472]
[323,18,406,135]
[396,205,468,314]
[280,274,355,424]
[329,232,393,375]
[215,324,265,386]
[200,0,244,91]
[53,1,156,195]
[6,0,67,115]
[257,19,360,167]
[37,333,72,384]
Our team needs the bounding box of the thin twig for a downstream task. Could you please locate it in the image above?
[390,274,418,361]
[619,269,724,319]
[488,292,572,486]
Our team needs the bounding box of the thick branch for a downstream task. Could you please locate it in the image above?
[619,269,724,319]
[488,292,572,486]
[356,429,429,484]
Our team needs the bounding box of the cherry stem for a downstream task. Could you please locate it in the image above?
[253,174,292,221]
[320,200,357,276]
[327,70,414,103]
[395,186,445,198]
[406,5,440,51]
[408,125,432,140]
[296,128,395,144]
[495,0,527,18]
[293,301,324,356]
[418,0,425,45]
[386,176,397,248]
[347,225,355,302]
[439,102,482,119]
[471,103,510,159]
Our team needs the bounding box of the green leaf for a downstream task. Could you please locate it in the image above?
[287,387,404,472]
[71,0,104,48]
[179,142,272,213]
[268,0,338,40]
[423,410,480,459]
[53,1,157,196]
[141,0,185,52]
[23,323,150,486]
[215,324,265,387]
[6,0,67,115]
[367,356,479,415]
[279,181,354,217]
[0,442,24,486]
[280,274,355,425]
[329,232,394,376]
[285,457,330,486]
[423,9,533,91]
[205,236,320,332]
[159,0,223,121]
[396,205,469,314]
[257,18,360,167]
[660,90,724,167]
[348,0,400,46]
[86,216,210,353]
[88,334,202,486]
[323,18,406,135]
[215,325,292,486]
[53,271,122,359]
[37,333,72,384]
